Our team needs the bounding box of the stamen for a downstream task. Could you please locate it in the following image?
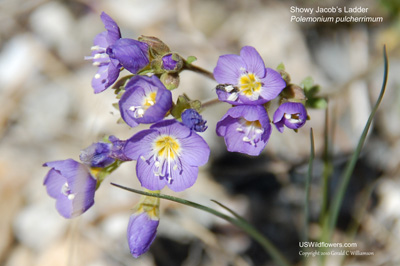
[94,73,101,79]
[140,156,146,161]
[237,118,263,147]
[129,106,145,118]
[227,92,239,101]
[91,45,106,51]
[225,85,234,92]
[255,128,264,134]
[67,194,75,200]
[284,113,302,124]
[151,135,181,181]
[237,72,262,99]
[61,182,71,196]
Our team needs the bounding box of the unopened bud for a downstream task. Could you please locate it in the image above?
[280,84,307,104]
[162,53,183,73]
[160,73,180,90]
[138,36,170,57]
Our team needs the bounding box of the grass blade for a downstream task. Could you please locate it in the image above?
[323,45,389,241]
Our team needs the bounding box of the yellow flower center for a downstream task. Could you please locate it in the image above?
[154,135,180,160]
[129,92,157,118]
[143,92,157,107]
[238,73,262,97]
[148,135,181,184]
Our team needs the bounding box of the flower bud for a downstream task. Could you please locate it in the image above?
[181,109,208,132]
[160,72,180,90]
[162,53,183,73]
[280,84,307,104]
[127,193,160,258]
[138,35,170,57]
[80,142,114,168]
[273,102,307,133]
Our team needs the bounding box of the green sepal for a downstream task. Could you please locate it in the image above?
[276,63,291,84]
[170,95,191,119]
[92,160,123,190]
[112,102,119,110]
[138,35,170,58]
[137,69,155,76]
[112,75,133,94]
[170,94,202,120]
[116,117,126,125]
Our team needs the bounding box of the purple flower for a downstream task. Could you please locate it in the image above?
[124,120,210,192]
[181,109,208,132]
[127,211,159,258]
[107,38,149,74]
[79,136,131,167]
[86,12,122,94]
[273,102,307,132]
[213,46,286,105]
[108,135,131,162]
[80,142,114,168]
[216,105,272,156]
[43,159,96,218]
[119,75,173,128]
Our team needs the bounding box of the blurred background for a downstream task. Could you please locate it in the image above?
[0,0,399,265]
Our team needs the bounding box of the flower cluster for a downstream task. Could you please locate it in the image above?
[214,46,308,156]
[44,12,210,258]
[43,11,315,260]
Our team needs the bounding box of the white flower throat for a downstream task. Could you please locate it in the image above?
[236,118,264,146]
[284,113,302,124]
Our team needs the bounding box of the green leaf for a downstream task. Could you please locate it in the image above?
[301,76,314,91]
[306,97,328,109]
[321,45,389,243]
[276,63,285,71]
[186,56,197,64]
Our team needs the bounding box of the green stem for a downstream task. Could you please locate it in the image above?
[183,61,215,81]
[201,98,221,108]
[111,183,291,266]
